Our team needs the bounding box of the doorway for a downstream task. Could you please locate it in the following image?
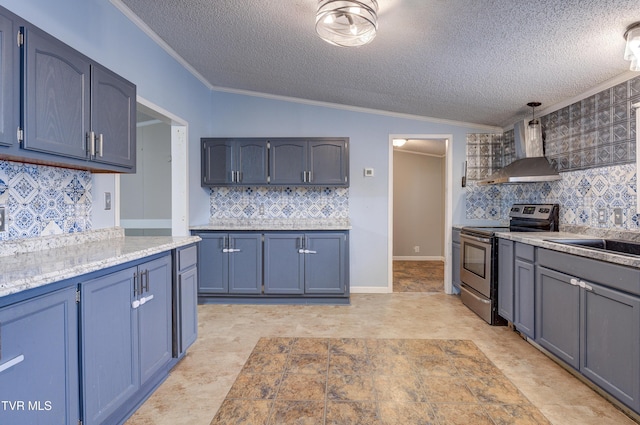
[117,98,189,236]
[388,135,453,293]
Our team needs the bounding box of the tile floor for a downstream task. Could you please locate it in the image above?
[393,261,444,292]
[211,337,550,424]
[126,293,637,425]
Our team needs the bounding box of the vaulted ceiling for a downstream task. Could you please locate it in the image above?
[116,0,640,128]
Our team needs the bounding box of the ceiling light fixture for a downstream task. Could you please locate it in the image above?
[316,0,378,47]
[527,102,543,156]
[624,22,640,71]
[392,138,407,147]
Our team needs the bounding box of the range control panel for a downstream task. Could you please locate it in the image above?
[509,203,558,220]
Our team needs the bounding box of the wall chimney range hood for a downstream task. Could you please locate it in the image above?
[478,120,561,185]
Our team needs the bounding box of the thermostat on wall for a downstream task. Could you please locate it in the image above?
[364,168,374,177]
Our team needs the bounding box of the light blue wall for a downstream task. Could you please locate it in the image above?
[207,92,496,288]
[3,0,499,289]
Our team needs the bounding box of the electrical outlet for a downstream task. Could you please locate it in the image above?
[414,245,420,253]
[104,192,111,210]
[597,208,606,223]
[0,206,6,232]
[614,208,623,225]
[259,204,265,215]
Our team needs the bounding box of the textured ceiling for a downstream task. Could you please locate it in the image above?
[117,0,640,128]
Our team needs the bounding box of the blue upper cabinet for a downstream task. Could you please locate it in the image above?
[202,137,349,187]
[201,138,268,186]
[0,9,19,148]
[22,25,91,160]
[90,64,136,169]
[0,4,137,173]
[270,138,349,186]
[21,23,136,172]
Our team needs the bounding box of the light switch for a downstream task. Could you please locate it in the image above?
[364,168,374,177]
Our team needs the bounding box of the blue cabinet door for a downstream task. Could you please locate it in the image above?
[138,255,172,386]
[0,286,79,425]
[236,139,268,184]
[304,233,347,294]
[497,239,514,321]
[23,25,90,159]
[269,139,307,184]
[197,233,228,293]
[178,267,198,353]
[228,233,262,294]
[535,266,580,369]
[81,266,139,425]
[582,282,640,411]
[0,9,18,147]
[308,139,348,186]
[201,139,233,185]
[264,233,305,294]
[90,64,136,170]
[514,258,535,338]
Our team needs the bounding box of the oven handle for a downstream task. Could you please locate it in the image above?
[460,234,492,244]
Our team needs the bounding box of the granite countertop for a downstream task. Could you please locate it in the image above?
[191,218,352,231]
[0,231,201,298]
[496,229,640,268]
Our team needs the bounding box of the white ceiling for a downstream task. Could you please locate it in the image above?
[116,0,640,128]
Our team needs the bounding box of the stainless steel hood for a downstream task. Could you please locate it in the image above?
[478,120,561,185]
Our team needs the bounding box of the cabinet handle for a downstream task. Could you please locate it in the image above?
[87,131,95,156]
[305,249,317,254]
[569,278,580,286]
[237,171,242,182]
[298,249,305,254]
[141,270,149,293]
[139,294,154,305]
[97,134,104,157]
[307,171,312,182]
[580,280,593,291]
[132,300,140,309]
[0,354,24,374]
[228,248,241,253]
[133,271,139,296]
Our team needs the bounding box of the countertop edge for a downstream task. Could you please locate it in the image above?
[496,231,640,268]
[0,236,201,299]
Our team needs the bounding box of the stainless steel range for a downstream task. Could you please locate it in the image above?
[459,203,559,325]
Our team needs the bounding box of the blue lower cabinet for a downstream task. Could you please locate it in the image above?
[196,232,262,294]
[0,286,79,425]
[81,254,172,425]
[263,232,348,295]
[264,234,305,294]
[304,233,347,294]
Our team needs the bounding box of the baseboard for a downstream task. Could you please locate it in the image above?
[393,256,444,261]
[350,286,392,294]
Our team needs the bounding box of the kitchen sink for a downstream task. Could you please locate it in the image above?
[544,238,640,257]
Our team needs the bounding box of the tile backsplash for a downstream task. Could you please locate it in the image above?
[209,186,349,220]
[466,163,637,229]
[0,160,92,241]
[466,75,640,229]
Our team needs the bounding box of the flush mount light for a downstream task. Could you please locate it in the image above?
[624,22,640,71]
[392,138,407,147]
[316,0,378,47]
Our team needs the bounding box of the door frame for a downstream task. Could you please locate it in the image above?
[115,96,190,236]
[388,134,454,293]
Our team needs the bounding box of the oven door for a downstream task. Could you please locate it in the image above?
[460,233,492,298]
